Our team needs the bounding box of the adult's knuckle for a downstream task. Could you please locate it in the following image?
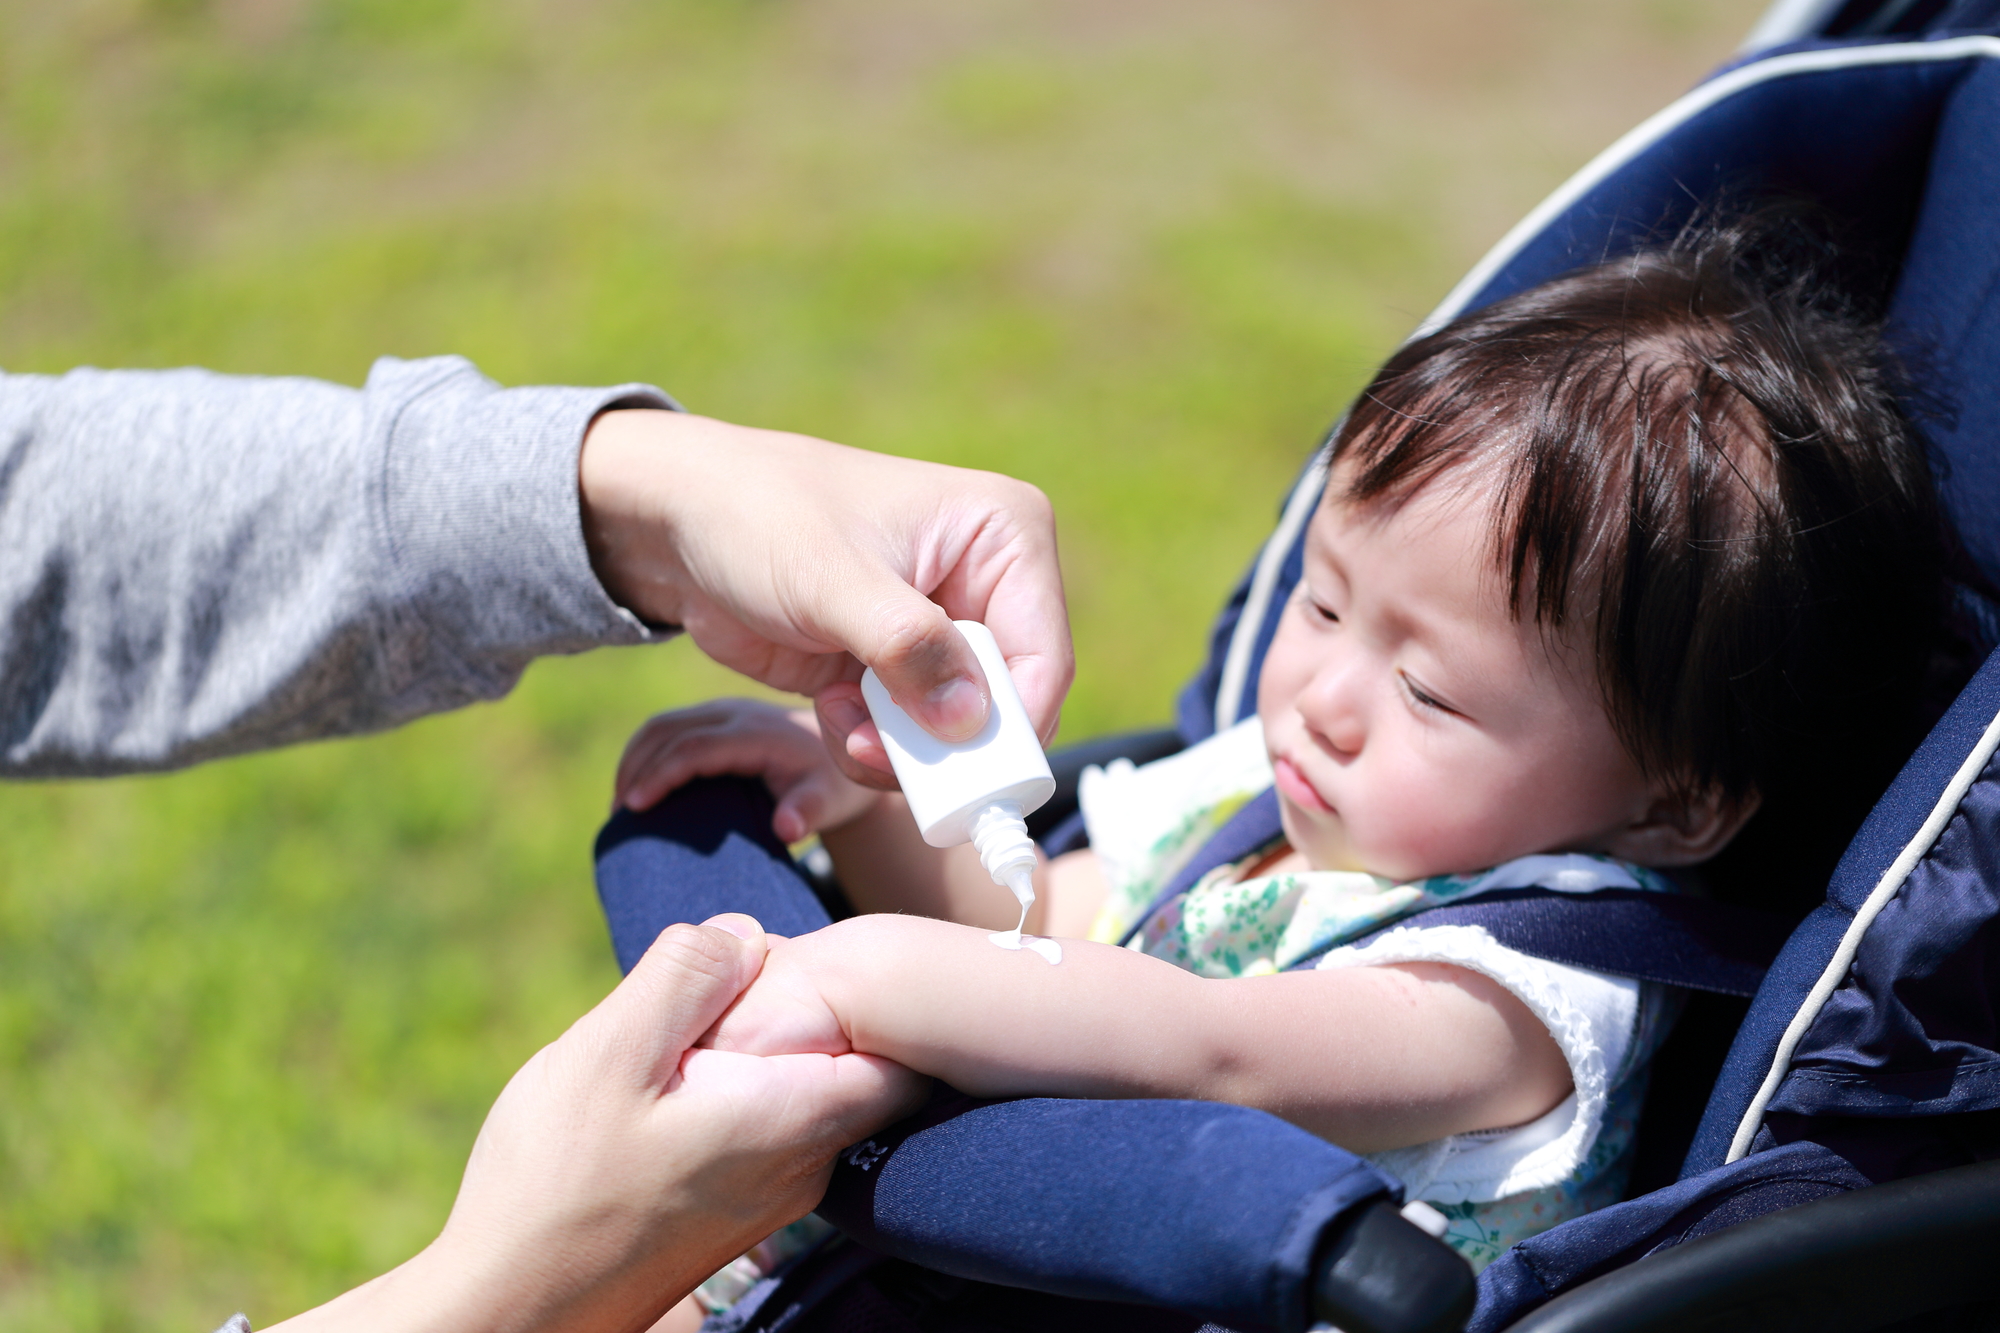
[1008,476,1054,520]
[969,470,1050,518]
[868,606,952,673]
[645,920,737,980]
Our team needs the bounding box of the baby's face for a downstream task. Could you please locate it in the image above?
[1258,466,1656,881]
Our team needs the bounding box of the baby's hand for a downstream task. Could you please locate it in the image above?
[704,932,851,1058]
[615,698,879,843]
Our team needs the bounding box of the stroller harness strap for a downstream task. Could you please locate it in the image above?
[1124,783,1789,996]
[1337,889,1792,998]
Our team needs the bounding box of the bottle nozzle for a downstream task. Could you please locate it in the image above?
[969,801,1037,907]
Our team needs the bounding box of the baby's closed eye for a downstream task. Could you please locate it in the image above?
[1398,672,1462,717]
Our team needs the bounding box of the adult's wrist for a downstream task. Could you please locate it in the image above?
[257,1236,483,1333]
[263,1200,719,1333]
[577,406,708,629]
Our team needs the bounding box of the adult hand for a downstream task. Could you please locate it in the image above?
[579,410,1073,787]
[266,916,925,1333]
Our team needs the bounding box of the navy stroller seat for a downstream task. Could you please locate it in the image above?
[596,9,2000,1332]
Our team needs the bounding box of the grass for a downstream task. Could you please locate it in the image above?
[0,1,1746,1326]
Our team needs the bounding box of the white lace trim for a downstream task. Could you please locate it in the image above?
[1078,717,1271,891]
[1318,923,1639,1202]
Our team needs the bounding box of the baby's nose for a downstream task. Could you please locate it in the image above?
[1319,707,1366,756]
[1301,673,1368,756]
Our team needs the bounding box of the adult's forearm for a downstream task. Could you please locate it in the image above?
[0,356,671,776]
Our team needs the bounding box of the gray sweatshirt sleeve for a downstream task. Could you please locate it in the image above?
[0,354,678,777]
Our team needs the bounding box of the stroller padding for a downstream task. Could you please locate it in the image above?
[596,779,1465,1333]
[1693,645,2000,1166]
[1884,53,2000,578]
[1337,891,1791,998]
[814,1092,1398,1331]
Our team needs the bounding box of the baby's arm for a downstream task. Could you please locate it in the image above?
[710,914,1572,1152]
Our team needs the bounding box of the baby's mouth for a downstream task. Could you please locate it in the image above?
[1272,755,1335,815]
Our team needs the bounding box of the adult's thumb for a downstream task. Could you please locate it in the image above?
[604,918,768,1087]
[788,1052,931,1153]
[849,586,992,743]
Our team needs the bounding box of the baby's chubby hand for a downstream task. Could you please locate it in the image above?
[702,927,852,1059]
[615,699,880,844]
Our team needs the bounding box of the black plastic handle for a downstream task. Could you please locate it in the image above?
[1503,1156,2000,1332]
[1315,1199,1477,1333]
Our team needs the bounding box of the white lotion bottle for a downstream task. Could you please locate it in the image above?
[859,621,1060,960]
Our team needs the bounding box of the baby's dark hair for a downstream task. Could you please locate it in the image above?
[1328,212,1947,894]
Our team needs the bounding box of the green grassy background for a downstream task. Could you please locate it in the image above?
[0,2,1748,1326]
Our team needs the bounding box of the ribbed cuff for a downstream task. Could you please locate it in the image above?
[370,355,681,685]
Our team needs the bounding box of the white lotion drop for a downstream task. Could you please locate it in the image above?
[987,864,1063,965]
[860,622,1062,963]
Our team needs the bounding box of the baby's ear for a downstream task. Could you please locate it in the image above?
[1602,784,1760,867]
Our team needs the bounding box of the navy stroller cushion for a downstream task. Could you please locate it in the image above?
[1764,739,2000,1119]
[812,1092,1397,1333]
[1687,645,2000,1168]
[595,775,842,972]
[1886,55,2000,583]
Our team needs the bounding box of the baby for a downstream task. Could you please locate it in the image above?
[616,216,1945,1277]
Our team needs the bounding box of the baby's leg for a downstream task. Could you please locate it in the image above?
[594,775,842,974]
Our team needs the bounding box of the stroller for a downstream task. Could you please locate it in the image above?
[596,4,2000,1329]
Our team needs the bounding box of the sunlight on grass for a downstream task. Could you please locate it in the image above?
[0,1,1746,1325]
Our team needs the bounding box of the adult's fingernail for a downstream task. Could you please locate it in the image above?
[704,913,764,941]
[821,694,868,734]
[920,676,989,739]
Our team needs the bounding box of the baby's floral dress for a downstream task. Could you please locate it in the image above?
[1081,719,1682,1271]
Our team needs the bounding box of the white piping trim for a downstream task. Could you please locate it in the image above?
[1726,704,2000,1162]
[1213,452,1328,730]
[1413,35,2000,341]
[1211,38,2000,730]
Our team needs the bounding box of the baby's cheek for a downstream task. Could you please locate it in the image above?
[1434,762,1566,869]
[1366,757,1510,879]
